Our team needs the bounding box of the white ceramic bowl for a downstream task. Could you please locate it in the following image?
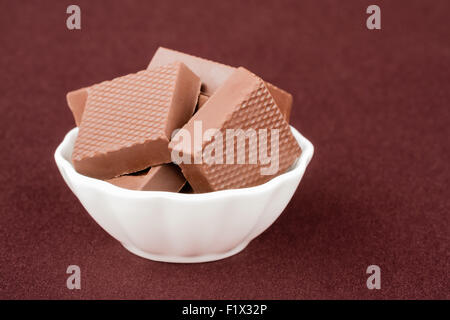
[54,126,314,263]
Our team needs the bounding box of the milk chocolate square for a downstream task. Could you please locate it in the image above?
[169,67,301,193]
[72,62,201,179]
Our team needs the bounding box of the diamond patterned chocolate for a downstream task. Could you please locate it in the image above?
[72,62,201,179]
[169,67,301,193]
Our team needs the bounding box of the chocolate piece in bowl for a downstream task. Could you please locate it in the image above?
[148,47,293,122]
[106,164,186,192]
[169,67,301,193]
[72,62,201,180]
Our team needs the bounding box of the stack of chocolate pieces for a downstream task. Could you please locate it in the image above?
[67,47,301,193]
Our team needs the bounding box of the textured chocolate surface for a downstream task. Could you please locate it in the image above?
[197,88,292,121]
[170,67,301,193]
[72,62,201,179]
[106,164,186,191]
[148,47,293,121]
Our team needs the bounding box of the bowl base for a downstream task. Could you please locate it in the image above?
[121,242,249,263]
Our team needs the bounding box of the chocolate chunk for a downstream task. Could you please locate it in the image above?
[169,67,301,193]
[106,164,186,192]
[149,47,234,96]
[148,47,293,121]
[72,62,201,179]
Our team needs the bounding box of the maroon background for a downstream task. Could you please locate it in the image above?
[0,0,448,299]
